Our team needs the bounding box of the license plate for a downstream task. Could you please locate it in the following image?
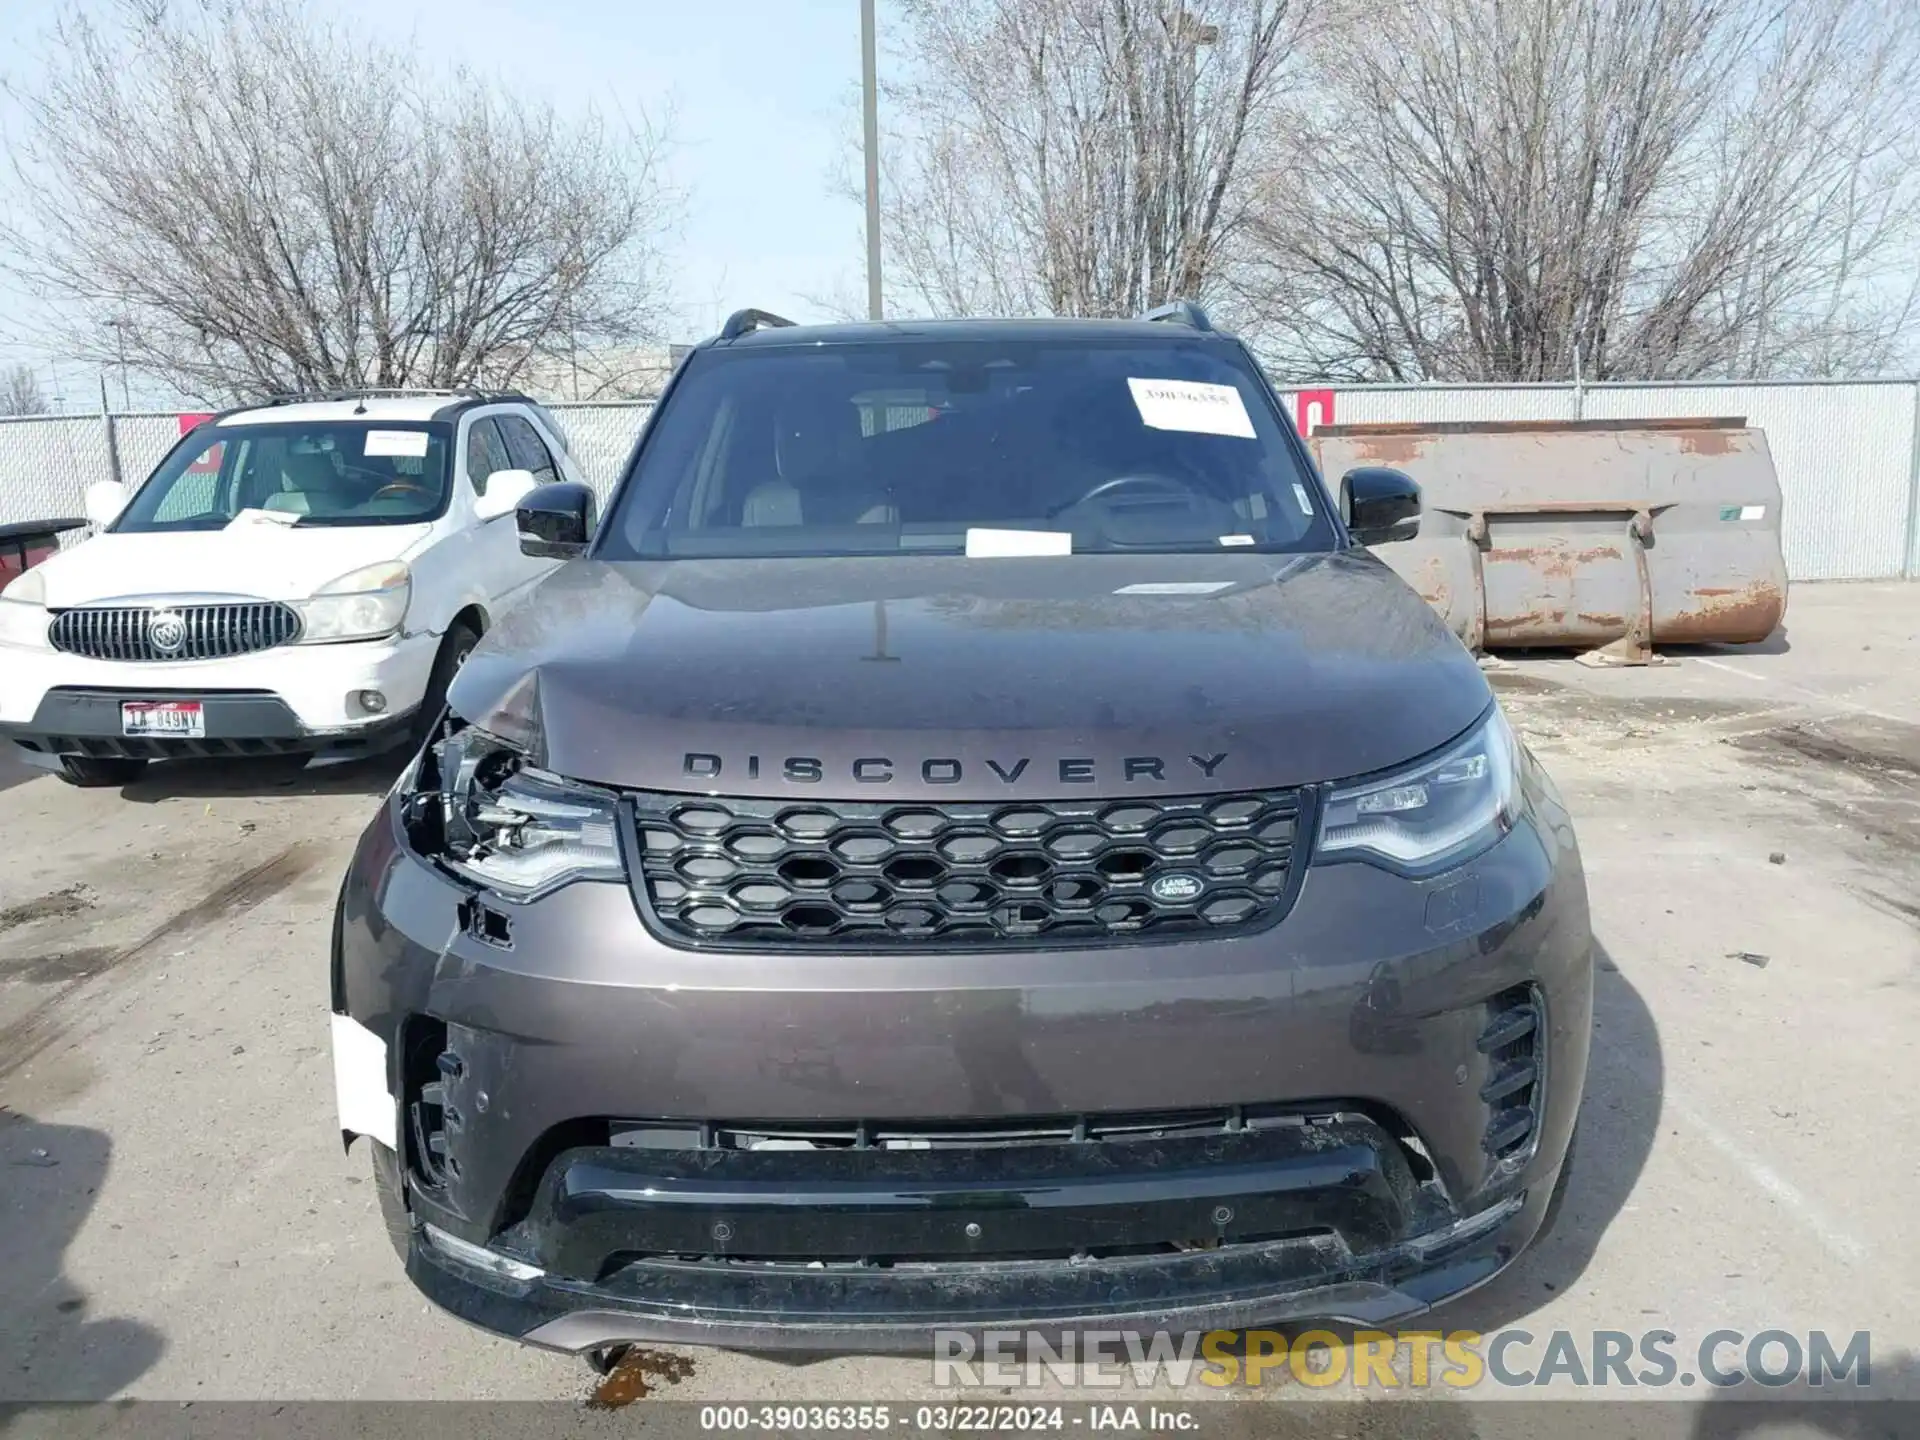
[121,701,205,738]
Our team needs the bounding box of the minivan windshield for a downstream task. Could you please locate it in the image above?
[600,338,1337,559]
[114,421,452,533]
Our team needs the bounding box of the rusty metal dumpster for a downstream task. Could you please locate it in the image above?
[1310,418,1788,664]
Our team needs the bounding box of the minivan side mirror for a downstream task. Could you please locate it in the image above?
[516,481,597,559]
[1341,467,1421,545]
[84,480,129,530]
[473,468,537,523]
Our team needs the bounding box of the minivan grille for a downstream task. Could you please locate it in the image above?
[625,789,1307,950]
[49,602,302,662]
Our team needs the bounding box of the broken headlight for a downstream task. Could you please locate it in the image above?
[409,725,624,900]
[1317,706,1522,876]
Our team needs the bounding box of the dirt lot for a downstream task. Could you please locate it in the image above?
[2,581,1917,1417]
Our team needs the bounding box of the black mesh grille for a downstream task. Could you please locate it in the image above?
[626,789,1307,949]
[49,602,301,662]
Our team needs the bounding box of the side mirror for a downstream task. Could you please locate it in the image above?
[1341,467,1421,545]
[516,481,597,559]
[84,480,129,530]
[473,468,537,523]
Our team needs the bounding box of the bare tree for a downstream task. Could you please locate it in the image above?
[877,0,1309,318]
[1243,0,1920,381]
[0,0,679,402]
[0,363,49,416]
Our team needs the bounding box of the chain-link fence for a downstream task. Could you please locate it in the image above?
[542,402,654,505]
[3,382,1917,580]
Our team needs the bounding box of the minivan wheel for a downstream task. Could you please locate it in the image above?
[57,755,149,787]
[370,1139,414,1263]
[410,621,480,748]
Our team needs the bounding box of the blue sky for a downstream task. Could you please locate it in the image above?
[0,0,884,394]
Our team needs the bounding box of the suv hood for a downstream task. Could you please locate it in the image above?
[28,524,433,607]
[449,552,1492,799]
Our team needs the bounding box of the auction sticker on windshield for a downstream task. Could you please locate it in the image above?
[365,429,430,457]
[122,700,204,738]
[1127,378,1256,438]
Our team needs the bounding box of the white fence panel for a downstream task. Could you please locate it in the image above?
[1582,384,1917,583]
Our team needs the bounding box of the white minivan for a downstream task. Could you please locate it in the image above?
[0,390,582,786]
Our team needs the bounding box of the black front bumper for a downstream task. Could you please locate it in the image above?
[1,687,412,761]
[406,1152,1552,1355]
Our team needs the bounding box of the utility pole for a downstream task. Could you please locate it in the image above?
[107,317,131,408]
[861,0,883,321]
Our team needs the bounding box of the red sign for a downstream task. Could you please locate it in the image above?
[179,412,221,474]
[1293,389,1335,436]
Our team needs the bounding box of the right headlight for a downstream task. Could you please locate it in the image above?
[1318,706,1522,875]
[296,561,411,643]
[408,724,624,901]
[0,568,51,650]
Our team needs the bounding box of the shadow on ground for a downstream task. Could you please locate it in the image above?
[115,751,408,803]
[0,1111,163,1400]
[1690,1348,1918,1435]
[0,748,43,797]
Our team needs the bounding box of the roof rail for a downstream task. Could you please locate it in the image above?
[720,308,798,342]
[244,387,535,410]
[1139,300,1214,332]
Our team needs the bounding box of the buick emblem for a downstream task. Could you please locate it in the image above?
[1149,872,1204,903]
[147,610,188,655]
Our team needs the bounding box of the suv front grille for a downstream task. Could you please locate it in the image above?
[625,788,1308,950]
[50,602,301,662]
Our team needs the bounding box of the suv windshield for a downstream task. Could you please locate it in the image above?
[114,421,452,532]
[601,337,1336,558]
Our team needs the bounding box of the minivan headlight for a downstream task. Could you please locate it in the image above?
[297,561,410,643]
[1318,707,1522,875]
[0,569,51,649]
[412,725,624,900]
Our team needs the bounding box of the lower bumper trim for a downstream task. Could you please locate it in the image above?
[406,1186,1545,1356]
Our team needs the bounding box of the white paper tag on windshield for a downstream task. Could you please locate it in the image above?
[966,528,1072,557]
[1127,378,1256,439]
[1292,483,1315,516]
[365,429,429,458]
[225,507,300,530]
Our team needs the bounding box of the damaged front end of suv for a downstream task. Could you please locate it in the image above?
[329,308,1592,1358]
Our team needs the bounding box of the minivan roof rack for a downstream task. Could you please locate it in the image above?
[242,387,535,409]
[719,308,798,342]
[1139,300,1214,332]
[206,387,539,426]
